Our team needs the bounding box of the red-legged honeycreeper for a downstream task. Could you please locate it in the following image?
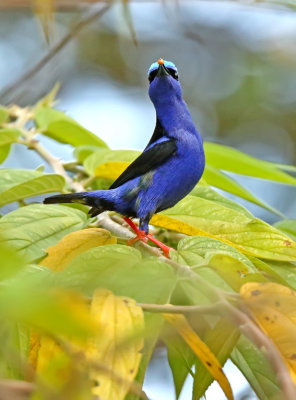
[44,59,205,256]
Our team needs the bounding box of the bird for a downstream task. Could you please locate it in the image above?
[44,59,205,257]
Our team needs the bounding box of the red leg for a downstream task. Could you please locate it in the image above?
[123,217,173,258]
[123,217,148,244]
[146,234,173,258]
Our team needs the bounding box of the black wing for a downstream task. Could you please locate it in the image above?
[145,118,167,149]
[109,138,177,189]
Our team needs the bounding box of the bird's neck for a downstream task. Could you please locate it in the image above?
[154,96,201,140]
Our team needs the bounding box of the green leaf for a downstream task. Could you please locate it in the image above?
[0,107,9,124]
[255,259,296,290]
[0,240,26,280]
[0,145,11,164]
[165,335,195,399]
[0,204,88,262]
[231,336,281,400]
[0,169,65,207]
[203,165,284,217]
[204,142,296,185]
[126,314,164,400]
[194,319,240,399]
[191,181,253,218]
[54,245,177,303]
[174,236,255,269]
[35,107,108,148]
[0,128,21,146]
[73,145,103,163]
[83,149,139,176]
[0,322,30,380]
[251,252,296,294]
[274,220,296,241]
[173,236,266,292]
[35,82,60,108]
[151,196,296,261]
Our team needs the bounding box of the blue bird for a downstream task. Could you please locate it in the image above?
[44,59,205,256]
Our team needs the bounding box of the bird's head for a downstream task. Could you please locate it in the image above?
[148,59,182,105]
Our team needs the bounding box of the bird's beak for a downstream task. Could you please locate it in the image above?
[156,64,170,78]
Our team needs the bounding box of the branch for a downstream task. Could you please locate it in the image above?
[0,0,172,10]
[228,302,296,400]
[0,4,111,103]
[97,212,164,257]
[0,379,34,399]
[27,139,85,192]
[104,214,295,400]
[13,106,85,192]
[137,302,222,314]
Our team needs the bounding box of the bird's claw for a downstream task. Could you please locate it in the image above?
[123,217,172,258]
[146,234,172,258]
[127,231,148,245]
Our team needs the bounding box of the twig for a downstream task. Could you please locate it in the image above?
[18,136,85,192]
[0,4,111,102]
[97,212,163,257]
[137,302,222,314]
[12,106,85,192]
[0,379,35,398]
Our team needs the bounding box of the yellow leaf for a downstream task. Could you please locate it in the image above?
[28,291,97,367]
[41,228,116,272]
[95,161,130,180]
[164,313,234,400]
[87,289,144,400]
[151,214,223,240]
[28,330,41,372]
[241,282,296,383]
[28,291,96,397]
[151,197,296,261]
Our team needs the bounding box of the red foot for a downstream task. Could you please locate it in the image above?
[123,217,172,258]
[146,234,172,258]
[123,217,148,244]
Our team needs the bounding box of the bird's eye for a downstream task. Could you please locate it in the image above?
[167,68,179,81]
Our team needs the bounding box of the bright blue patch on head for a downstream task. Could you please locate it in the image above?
[148,60,178,75]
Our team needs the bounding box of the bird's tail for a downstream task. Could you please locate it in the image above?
[44,191,113,217]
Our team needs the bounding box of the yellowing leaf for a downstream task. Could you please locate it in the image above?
[29,330,41,371]
[164,313,234,400]
[28,291,97,395]
[152,213,218,240]
[151,196,296,261]
[240,282,296,383]
[84,150,138,176]
[41,228,116,272]
[30,334,91,399]
[95,161,130,179]
[87,289,144,399]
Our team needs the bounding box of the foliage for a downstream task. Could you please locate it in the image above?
[0,94,295,400]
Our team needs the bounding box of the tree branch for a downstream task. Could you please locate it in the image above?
[0,4,111,103]
[0,379,34,399]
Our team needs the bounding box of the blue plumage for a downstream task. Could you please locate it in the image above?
[44,59,205,236]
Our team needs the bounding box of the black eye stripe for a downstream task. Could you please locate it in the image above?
[167,68,179,80]
[148,69,158,83]
[148,67,179,83]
